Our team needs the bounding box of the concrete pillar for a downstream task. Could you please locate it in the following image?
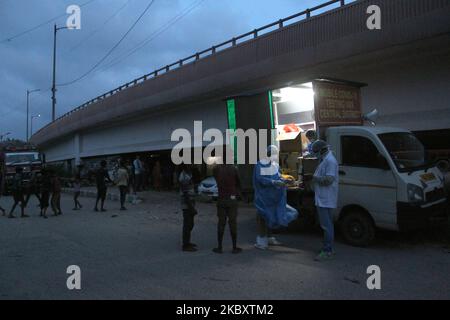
[74,133,81,166]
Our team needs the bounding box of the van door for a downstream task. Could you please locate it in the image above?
[338,134,398,230]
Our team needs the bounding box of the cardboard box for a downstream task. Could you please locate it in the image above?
[277,131,303,153]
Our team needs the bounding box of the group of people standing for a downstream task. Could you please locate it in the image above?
[178,163,244,254]
[93,159,131,212]
[128,156,175,193]
[177,146,300,255]
[178,140,339,262]
[91,157,173,212]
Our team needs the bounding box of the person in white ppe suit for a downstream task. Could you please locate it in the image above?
[253,145,298,250]
[311,140,339,261]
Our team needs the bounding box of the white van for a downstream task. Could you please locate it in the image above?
[326,126,448,246]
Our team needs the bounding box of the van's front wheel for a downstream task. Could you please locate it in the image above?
[340,209,375,247]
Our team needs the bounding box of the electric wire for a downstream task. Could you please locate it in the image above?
[57,0,156,87]
[0,0,96,43]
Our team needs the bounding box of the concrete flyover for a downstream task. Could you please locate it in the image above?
[30,0,450,163]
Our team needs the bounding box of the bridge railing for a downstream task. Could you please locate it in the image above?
[36,0,349,135]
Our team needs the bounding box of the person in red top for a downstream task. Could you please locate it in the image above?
[213,164,243,254]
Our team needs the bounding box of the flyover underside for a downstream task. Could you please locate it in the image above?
[42,100,228,162]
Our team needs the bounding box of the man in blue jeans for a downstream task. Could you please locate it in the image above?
[312,140,339,261]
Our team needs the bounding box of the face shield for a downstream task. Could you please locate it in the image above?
[267,145,279,163]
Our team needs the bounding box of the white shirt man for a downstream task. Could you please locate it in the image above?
[314,151,339,209]
[312,142,339,261]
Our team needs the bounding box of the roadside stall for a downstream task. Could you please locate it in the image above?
[270,79,365,228]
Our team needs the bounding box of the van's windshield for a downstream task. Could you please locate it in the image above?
[378,132,427,172]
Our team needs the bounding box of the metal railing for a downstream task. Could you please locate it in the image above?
[35,0,349,135]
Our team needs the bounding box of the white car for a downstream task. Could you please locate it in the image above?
[198,176,218,199]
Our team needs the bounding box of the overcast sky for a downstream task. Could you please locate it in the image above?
[0,0,344,140]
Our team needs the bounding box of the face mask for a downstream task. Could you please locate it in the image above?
[314,148,326,160]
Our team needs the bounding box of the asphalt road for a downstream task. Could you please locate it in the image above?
[0,192,449,300]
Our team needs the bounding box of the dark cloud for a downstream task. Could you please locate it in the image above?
[0,0,330,139]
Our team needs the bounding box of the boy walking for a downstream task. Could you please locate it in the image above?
[115,162,129,211]
[94,160,112,212]
[9,167,28,218]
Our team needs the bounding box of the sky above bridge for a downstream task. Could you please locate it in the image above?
[0,0,351,140]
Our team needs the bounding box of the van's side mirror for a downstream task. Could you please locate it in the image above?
[376,154,390,171]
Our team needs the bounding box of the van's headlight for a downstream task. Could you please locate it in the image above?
[407,184,424,203]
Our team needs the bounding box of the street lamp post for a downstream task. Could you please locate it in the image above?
[52,24,70,122]
[27,89,41,141]
[30,115,41,138]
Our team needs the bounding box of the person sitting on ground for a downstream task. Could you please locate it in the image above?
[9,167,28,218]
